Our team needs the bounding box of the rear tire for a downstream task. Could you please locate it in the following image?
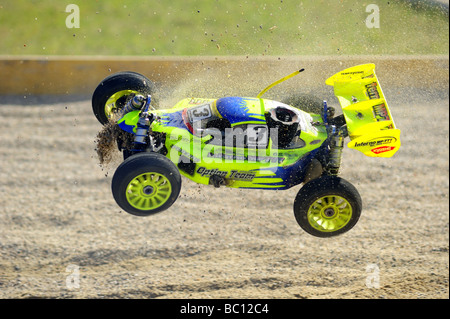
[92,71,154,125]
[294,176,362,237]
[111,153,182,216]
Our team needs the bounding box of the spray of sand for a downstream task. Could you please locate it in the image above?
[95,121,133,167]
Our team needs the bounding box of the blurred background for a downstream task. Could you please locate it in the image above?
[0,0,448,56]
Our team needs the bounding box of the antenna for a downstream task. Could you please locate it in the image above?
[256,68,305,98]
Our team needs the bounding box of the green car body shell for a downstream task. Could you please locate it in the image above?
[117,96,328,190]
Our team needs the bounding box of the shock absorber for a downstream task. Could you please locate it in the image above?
[326,125,345,175]
[132,95,154,152]
[122,94,146,115]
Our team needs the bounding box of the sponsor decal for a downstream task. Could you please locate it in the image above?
[341,71,364,75]
[196,167,228,178]
[196,167,255,181]
[372,103,390,121]
[362,74,375,79]
[354,136,397,148]
[189,98,210,105]
[371,146,395,154]
[229,170,256,181]
[365,82,381,100]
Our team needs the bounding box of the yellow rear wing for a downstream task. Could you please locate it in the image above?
[326,64,401,158]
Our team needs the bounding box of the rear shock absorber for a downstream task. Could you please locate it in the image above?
[322,100,346,176]
[326,125,345,176]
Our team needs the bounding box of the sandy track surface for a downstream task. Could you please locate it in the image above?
[0,86,448,299]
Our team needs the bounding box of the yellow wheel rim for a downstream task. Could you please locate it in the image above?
[307,195,353,232]
[126,172,172,211]
[105,90,139,119]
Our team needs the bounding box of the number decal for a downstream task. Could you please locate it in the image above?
[188,104,212,122]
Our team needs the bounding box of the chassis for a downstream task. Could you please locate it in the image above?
[92,64,401,237]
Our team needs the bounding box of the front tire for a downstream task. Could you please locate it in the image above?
[294,176,362,237]
[111,153,182,216]
[92,71,154,125]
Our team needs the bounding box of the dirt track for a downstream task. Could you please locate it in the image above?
[0,80,448,299]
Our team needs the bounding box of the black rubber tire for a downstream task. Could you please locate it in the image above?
[92,71,154,125]
[293,176,362,238]
[111,153,182,217]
